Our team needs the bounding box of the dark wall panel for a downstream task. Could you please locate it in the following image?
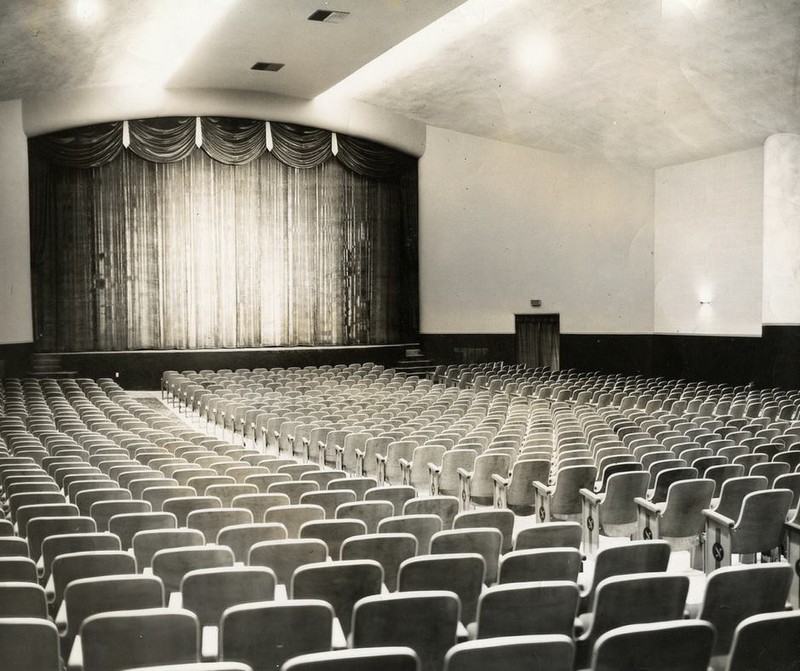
[420,334,515,366]
[0,343,34,378]
[59,344,412,390]
[650,335,762,385]
[758,326,800,389]
[560,334,652,376]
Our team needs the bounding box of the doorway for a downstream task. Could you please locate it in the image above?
[515,314,560,369]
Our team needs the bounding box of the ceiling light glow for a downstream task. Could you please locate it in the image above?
[318,0,525,101]
[75,0,103,23]
[516,35,556,76]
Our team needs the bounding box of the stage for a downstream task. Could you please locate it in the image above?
[51,343,419,389]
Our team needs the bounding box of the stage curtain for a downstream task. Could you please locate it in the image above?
[270,123,333,168]
[29,118,418,352]
[336,133,416,179]
[200,117,267,165]
[28,122,123,168]
[128,117,197,163]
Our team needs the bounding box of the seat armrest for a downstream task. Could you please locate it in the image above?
[491,473,509,487]
[580,487,603,504]
[428,463,442,474]
[456,467,473,481]
[635,495,661,512]
[399,458,412,469]
[532,480,553,496]
[375,453,387,464]
[704,509,735,528]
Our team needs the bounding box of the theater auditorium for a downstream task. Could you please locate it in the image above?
[0,1,799,670]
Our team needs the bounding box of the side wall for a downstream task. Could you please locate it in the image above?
[0,100,33,376]
[652,147,765,384]
[418,126,655,372]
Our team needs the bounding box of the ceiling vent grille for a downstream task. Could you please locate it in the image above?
[308,9,350,23]
[251,62,285,72]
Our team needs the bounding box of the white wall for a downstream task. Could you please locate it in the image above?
[0,99,32,344]
[418,126,654,334]
[763,133,800,325]
[654,147,764,336]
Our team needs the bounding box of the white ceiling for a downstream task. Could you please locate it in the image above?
[1,0,798,167]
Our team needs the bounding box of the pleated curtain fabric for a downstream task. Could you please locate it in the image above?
[29,118,418,351]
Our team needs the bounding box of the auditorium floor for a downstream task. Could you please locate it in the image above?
[131,389,709,609]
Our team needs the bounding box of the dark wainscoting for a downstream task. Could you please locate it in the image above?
[650,334,762,386]
[422,330,800,389]
[420,334,516,367]
[560,334,652,376]
[757,326,800,389]
[57,344,414,390]
[0,342,34,378]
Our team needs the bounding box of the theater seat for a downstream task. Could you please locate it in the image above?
[0,617,61,671]
[76,608,200,671]
[283,647,420,671]
[590,620,715,671]
[444,634,574,671]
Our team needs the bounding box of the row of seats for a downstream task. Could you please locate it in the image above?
[2,369,799,670]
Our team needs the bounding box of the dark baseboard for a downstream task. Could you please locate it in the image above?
[0,342,34,378]
[419,334,516,366]
[560,334,652,376]
[650,334,762,386]
[53,344,415,390]
[422,330,800,389]
[757,325,800,389]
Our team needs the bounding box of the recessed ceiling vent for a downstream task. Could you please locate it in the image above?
[308,9,350,23]
[251,62,285,72]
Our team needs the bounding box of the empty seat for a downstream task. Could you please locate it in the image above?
[340,533,417,589]
[403,496,460,530]
[108,512,177,549]
[725,610,800,671]
[186,508,254,544]
[219,600,334,671]
[299,519,368,559]
[77,608,200,671]
[216,523,287,563]
[248,538,328,587]
[291,560,383,636]
[578,540,671,614]
[0,617,62,671]
[444,634,574,671]
[264,505,325,539]
[704,488,794,571]
[635,478,715,571]
[574,572,690,668]
[283,647,420,671]
[0,582,48,618]
[498,548,582,584]
[513,521,582,551]
[63,574,164,655]
[533,464,597,523]
[473,580,580,640]
[351,591,460,671]
[590,620,715,671]
[133,528,205,571]
[151,545,235,594]
[398,553,485,625]
[378,514,442,555]
[693,563,794,660]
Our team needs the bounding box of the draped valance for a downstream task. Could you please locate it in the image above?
[29,117,414,178]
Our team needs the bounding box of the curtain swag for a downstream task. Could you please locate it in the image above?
[29,116,414,178]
